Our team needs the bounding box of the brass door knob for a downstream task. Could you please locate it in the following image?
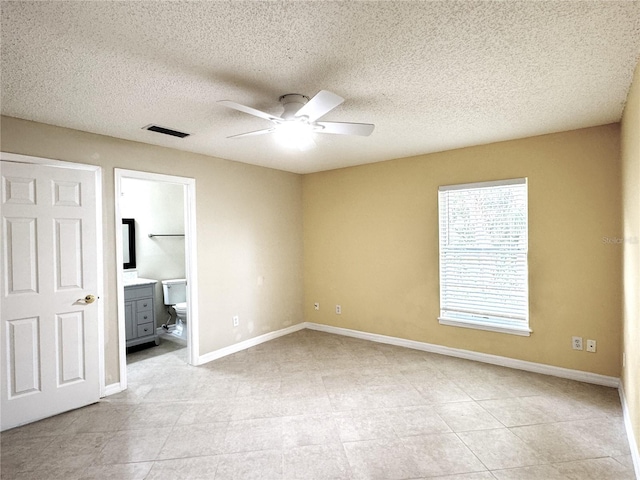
[84,294,96,304]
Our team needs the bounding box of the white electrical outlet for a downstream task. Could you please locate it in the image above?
[586,339,596,353]
[572,336,583,350]
[233,315,239,327]
[336,304,341,314]
[314,303,319,311]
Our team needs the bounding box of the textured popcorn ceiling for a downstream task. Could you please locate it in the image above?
[2,1,640,174]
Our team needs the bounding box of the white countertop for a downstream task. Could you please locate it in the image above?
[124,277,157,287]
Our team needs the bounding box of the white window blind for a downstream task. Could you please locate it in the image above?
[438,178,530,336]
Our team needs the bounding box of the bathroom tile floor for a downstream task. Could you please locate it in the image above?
[1,329,635,479]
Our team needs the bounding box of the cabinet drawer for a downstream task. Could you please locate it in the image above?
[124,285,153,301]
[136,298,153,312]
[136,310,152,325]
[137,323,154,337]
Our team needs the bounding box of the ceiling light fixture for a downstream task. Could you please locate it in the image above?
[218,90,374,152]
[273,119,316,151]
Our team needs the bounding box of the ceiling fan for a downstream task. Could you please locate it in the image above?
[218,90,374,151]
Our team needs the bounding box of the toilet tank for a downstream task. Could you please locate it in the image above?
[161,278,186,305]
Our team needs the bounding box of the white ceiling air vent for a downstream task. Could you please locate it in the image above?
[143,124,190,138]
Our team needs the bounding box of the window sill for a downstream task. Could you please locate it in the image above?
[438,317,532,337]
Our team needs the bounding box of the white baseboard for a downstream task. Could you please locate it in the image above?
[619,384,640,479]
[304,322,620,388]
[103,382,123,397]
[195,322,306,366]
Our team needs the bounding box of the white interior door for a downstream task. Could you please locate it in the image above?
[1,160,100,431]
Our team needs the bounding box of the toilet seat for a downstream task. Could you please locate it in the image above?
[174,302,187,316]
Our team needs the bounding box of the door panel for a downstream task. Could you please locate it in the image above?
[1,160,100,431]
[54,218,83,289]
[52,180,81,207]
[3,175,36,204]
[55,311,85,385]
[4,217,38,294]
[7,316,40,397]
[124,301,134,340]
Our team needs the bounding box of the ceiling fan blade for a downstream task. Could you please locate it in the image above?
[316,121,375,136]
[227,128,275,139]
[218,100,284,122]
[295,90,344,122]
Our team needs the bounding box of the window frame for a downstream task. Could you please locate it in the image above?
[437,177,531,336]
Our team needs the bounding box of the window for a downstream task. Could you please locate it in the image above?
[438,178,530,336]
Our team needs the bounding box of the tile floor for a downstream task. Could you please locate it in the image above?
[1,329,635,479]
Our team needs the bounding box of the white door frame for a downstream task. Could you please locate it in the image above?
[114,169,199,389]
[0,152,106,396]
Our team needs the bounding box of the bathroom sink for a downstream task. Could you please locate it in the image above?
[123,277,157,287]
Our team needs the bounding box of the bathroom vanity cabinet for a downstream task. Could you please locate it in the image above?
[124,281,159,348]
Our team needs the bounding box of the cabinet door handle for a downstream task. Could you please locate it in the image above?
[143,315,148,320]
[143,303,148,307]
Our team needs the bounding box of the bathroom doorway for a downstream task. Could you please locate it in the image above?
[114,169,199,391]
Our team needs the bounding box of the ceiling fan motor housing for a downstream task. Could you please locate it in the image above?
[279,94,310,120]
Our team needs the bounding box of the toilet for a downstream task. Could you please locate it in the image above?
[161,278,188,340]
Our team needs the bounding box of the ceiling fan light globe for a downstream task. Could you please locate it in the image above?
[274,121,314,149]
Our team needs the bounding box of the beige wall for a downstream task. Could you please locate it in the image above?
[0,115,304,386]
[121,178,186,328]
[0,114,627,387]
[621,60,640,464]
[303,125,622,377]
